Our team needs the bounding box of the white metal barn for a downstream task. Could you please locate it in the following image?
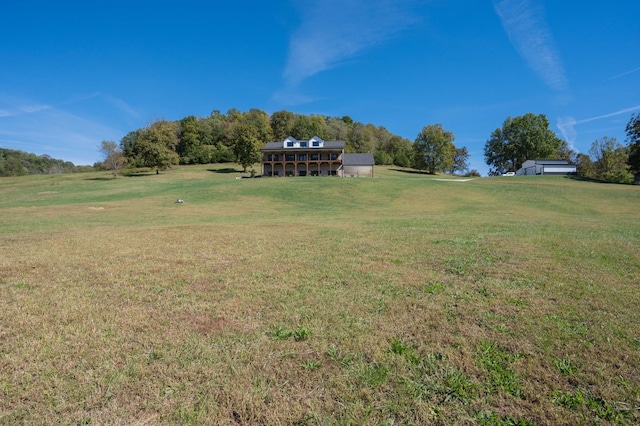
[516,159,577,176]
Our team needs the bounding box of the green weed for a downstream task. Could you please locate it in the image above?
[302,361,322,371]
[477,342,522,398]
[326,345,355,367]
[552,388,625,421]
[476,411,534,425]
[293,326,312,341]
[269,326,294,340]
[553,358,577,376]
[362,364,389,388]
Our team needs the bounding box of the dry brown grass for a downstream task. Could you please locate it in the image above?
[1,166,639,424]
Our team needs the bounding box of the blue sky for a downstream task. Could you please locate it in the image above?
[1,0,639,174]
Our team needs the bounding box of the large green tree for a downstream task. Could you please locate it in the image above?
[575,153,596,178]
[270,110,295,141]
[413,124,456,174]
[626,113,640,175]
[291,115,327,140]
[380,135,413,167]
[347,123,377,153]
[177,116,209,164]
[135,120,179,173]
[589,136,633,183]
[231,124,262,172]
[484,113,562,175]
[242,109,273,143]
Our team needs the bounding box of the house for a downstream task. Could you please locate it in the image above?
[516,159,577,176]
[261,136,374,177]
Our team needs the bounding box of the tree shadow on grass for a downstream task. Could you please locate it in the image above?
[563,175,634,185]
[389,168,434,176]
[84,176,117,181]
[208,167,242,174]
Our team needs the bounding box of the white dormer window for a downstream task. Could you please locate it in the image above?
[309,136,324,148]
[284,136,297,148]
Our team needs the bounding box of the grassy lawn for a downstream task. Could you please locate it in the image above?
[1,165,639,424]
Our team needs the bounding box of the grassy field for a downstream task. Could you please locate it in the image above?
[1,165,639,425]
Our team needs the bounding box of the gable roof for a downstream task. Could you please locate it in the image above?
[343,153,375,166]
[527,159,572,165]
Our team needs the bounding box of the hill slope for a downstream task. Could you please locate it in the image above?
[1,165,639,424]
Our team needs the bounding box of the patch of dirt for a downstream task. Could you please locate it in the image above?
[183,313,237,335]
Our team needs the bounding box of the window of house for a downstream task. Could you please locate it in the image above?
[300,142,307,147]
[298,154,307,161]
[273,155,279,161]
[299,170,307,176]
[312,141,320,147]
[331,153,338,160]
[286,141,294,147]
[285,154,295,161]
[310,153,319,160]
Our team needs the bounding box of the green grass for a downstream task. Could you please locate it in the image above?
[1,164,639,424]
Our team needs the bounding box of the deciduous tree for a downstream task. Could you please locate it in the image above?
[270,110,295,141]
[231,124,262,172]
[452,146,470,175]
[413,124,456,174]
[99,140,126,178]
[177,116,209,164]
[135,120,179,173]
[626,113,640,175]
[575,153,596,178]
[589,136,633,183]
[484,113,562,174]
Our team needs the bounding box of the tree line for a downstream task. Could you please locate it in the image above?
[482,112,640,183]
[4,108,638,183]
[0,148,92,177]
[100,108,474,176]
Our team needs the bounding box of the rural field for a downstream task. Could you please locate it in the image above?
[1,165,639,425]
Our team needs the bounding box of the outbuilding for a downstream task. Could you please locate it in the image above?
[342,153,375,177]
[516,159,576,176]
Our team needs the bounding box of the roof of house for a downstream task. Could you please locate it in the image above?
[343,153,375,166]
[261,140,345,151]
[526,159,573,165]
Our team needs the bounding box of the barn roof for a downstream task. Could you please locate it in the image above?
[343,153,375,166]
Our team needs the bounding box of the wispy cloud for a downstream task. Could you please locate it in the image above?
[0,93,125,164]
[102,94,141,119]
[606,66,640,81]
[494,0,567,92]
[279,0,418,97]
[557,105,640,150]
